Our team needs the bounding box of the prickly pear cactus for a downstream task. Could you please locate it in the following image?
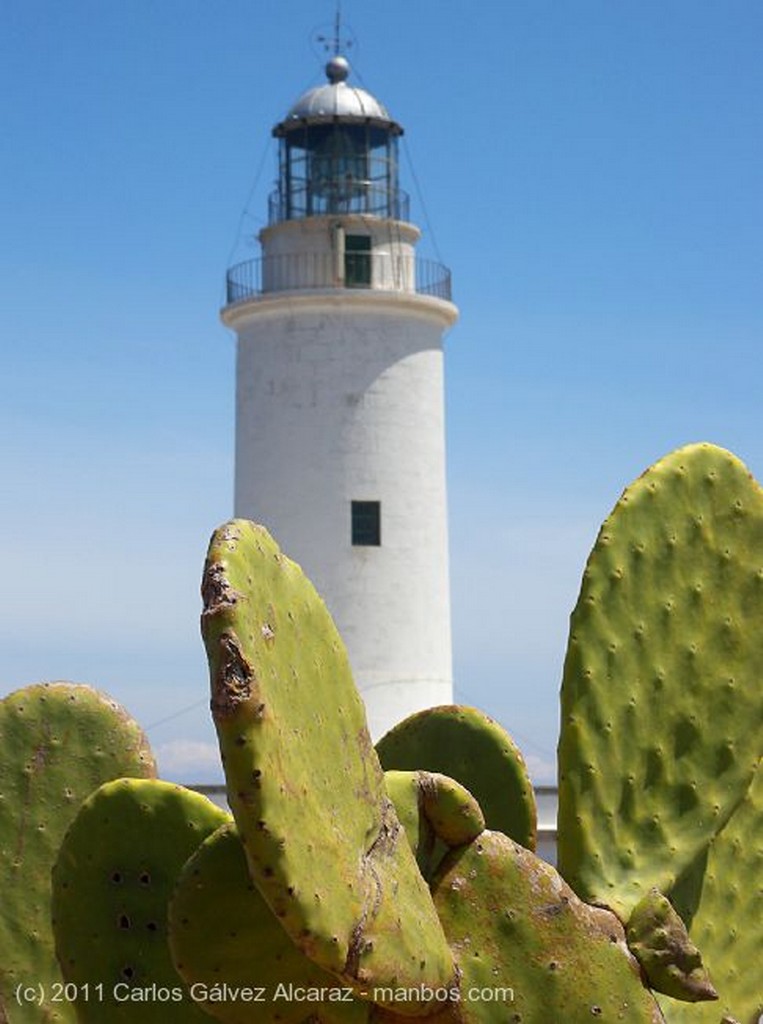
[658,762,763,1024]
[201,521,455,1014]
[376,705,536,850]
[51,778,228,1022]
[377,831,666,1023]
[169,822,370,1024]
[558,443,763,917]
[0,683,155,1023]
[383,770,484,881]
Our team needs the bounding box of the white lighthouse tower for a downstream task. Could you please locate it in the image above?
[222,49,458,740]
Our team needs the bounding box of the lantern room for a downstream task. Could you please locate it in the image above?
[269,55,406,223]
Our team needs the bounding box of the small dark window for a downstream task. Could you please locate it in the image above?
[352,501,381,546]
[345,235,371,287]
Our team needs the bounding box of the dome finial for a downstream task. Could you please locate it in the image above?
[326,54,350,84]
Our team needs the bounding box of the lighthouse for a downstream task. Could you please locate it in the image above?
[222,51,458,740]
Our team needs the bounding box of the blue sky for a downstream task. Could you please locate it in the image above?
[1,1,761,783]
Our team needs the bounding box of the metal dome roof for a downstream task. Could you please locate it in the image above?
[274,56,402,136]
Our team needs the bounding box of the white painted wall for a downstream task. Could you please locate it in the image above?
[225,282,457,740]
[259,216,420,293]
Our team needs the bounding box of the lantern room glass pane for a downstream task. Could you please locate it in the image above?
[310,124,368,209]
[277,124,402,221]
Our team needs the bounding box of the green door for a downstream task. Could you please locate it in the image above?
[345,235,371,287]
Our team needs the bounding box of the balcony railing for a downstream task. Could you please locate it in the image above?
[225,253,452,306]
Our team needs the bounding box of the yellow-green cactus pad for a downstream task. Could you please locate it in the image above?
[0,683,155,1024]
[376,832,665,1023]
[382,771,426,869]
[383,771,484,881]
[435,832,664,1023]
[559,444,763,916]
[169,822,370,1024]
[376,705,536,850]
[51,778,228,1022]
[201,521,455,1014]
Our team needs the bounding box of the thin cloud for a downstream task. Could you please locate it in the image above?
[156,739,223,783]
[522,753,557,786]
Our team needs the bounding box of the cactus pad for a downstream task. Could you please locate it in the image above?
[169,822,369,1024]
[625,889,716,1002]
[0,682,155,1023]
[382,771,424,868]
[376,705,536,850]
[422,831,664,1023]
[201,521,455,1012]
[383,770,484,881]
[558,443,763,916]
[51,778,228,1022]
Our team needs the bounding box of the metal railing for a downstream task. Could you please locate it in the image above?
[225,253,452,305]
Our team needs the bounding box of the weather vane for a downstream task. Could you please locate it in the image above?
[312,2,355,61]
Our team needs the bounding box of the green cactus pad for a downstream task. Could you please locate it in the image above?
[201,521,455,1013]
[169,822,369,1024]
[558,443,763,916]
[626,888,716,1002]
[389,831,663,1024]
[377,832,665,1023]
[657,763,763,1024]
[376,705,536,850]
[0,683,155,1023]
[383,771,484,881]
[52,778,228,1022]
[382,772,426,868]
[417,772,485,847]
